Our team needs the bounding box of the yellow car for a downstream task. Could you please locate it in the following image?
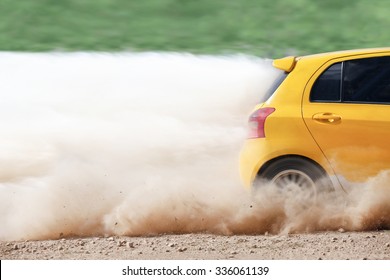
[240,47,390,193]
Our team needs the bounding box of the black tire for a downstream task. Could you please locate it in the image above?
[253,157,333,205]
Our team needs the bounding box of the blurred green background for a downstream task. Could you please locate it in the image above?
[0,0,388,57]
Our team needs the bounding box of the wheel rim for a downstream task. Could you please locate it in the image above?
[271,169,317,204]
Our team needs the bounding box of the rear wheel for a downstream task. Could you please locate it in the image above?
[254,157,332,205]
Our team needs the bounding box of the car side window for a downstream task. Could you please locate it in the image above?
[343,56,390,103]
[311,56,390,104]
[310,62,342,102]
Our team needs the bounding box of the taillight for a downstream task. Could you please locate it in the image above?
[247,107,275,139]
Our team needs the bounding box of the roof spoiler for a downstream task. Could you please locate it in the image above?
[272,56,296,72]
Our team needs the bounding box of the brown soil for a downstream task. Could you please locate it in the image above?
[1,231,390,260]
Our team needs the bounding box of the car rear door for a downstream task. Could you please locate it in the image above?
[302,54,390,183]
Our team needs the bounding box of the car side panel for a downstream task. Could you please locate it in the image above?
[302,53,390,183]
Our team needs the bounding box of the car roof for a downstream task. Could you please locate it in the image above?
[274,47,390,72]
[298,47,390,60]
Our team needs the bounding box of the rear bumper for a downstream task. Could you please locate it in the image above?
[239,138,275,189]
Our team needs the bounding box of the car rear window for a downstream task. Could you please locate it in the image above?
[261,72,288,102]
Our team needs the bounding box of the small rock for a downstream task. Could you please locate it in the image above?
[363,257,368,260]
[332,237,338,242]
[338,228,345,233]
[178,247,187,252]
[385,243,390,248]
[58,246,63,251]
[264,232,269,236]
[13,244,19,250]
[126,242,135,248]
[107,237,115,241]
[168,243,176,248]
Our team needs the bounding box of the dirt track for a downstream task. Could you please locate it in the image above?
[1,231,390,260]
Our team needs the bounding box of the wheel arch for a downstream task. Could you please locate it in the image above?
[256,154,328,180]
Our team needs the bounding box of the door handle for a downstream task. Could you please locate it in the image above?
[312,113,341,124]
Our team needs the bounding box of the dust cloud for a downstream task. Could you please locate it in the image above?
[0,52,388,241]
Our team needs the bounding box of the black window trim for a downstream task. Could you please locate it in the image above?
[339,61,345,102]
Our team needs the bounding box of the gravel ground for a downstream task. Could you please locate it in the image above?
[1,231,390,260]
